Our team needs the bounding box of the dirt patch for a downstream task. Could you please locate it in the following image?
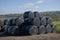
[0,33,60,40]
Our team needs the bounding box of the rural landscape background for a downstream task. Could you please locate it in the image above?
[0,11,60,40]
[0,0,60,40]
[0,11,60,33]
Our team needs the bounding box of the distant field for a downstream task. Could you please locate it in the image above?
[53,21,60,33]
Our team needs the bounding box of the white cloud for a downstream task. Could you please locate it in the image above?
[17,0,44,12]
[36,0,43,4]
[19,3,35,9]
[18,0,44,8]
[0,0,44,15]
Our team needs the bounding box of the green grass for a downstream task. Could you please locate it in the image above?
[52,21,60,33]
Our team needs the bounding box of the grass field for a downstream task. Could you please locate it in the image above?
[52,21,60,33]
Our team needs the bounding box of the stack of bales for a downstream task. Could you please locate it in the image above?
[19,11,39,35]
[2,18,24,35]
[23,11,34,19]
[23,11,41,35]
[23,11,56,35]
[0,11,56,36]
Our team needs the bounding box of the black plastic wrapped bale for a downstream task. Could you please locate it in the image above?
[4,19,10,25]
[50,24,56,33]
[10,18,24,26]
[7,26,20,35]
[24,18,34,25]
[0,20,4,26]
[45,16,52,24]
[3,19,8,25]
[24,18,40,27]
[33,18,40,27]
[45,24,52,33]
[7,18,15,26]
[41,17,47,25]
[0,19,8,32]
[21,25,38,35]
[15,18,24,26]
[3,25,10,33]
[39,17,42,25]
[38,25,46,34]
[0,20,3,30]
[23,11,34,19]
[33,11,40,17]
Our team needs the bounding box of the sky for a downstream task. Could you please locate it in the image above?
[0,0,60,15]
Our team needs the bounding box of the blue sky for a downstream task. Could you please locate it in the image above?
[0,0,60,15]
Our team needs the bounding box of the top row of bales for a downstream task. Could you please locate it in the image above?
[23,11,52,25]
[23,11,40,19]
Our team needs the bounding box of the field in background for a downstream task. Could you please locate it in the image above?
[53,21,60,33]
[0,11,60,33]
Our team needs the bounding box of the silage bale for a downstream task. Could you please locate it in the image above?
[41,16,52,25]
[39,17,42,25]
[4,19,10,25]
[50,24,56,33]
[0,20,4,26]
[3,25,10,32]
[10,18,24,26]
[21,25,38,35]
[8,26,20,35]
[6,19,13,25]
[23,11,34,19]
[3,25,20,35]
[0,19,8,30]
[0,20,4,30]
[15,18,24,26]
[33,17,40,27]
[45,24,52,33]
[41,17,47,25]
[46,16,52,24]
[7,18,15,26]
[24,17,40,27]
[38,25,46,34]
[33,11,40,17]
[3,19,8,25]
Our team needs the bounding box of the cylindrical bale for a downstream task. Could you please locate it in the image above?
[4,19,10,25]
[3,19,8,25]
[45,16,52,24]
[0,19,8,31]
[33,11,40,17]
[3,25,10,32]
[24,18,40,27]
[7,26,20,35]
[39,17,42,25]
[41,17,47,25]
[8,26,14,34]
[6,19,12,25]
[0,20,4,26]
[23,11,34,19]
[15,18,24,26]
[50,24,56,33]
[0,20,4,30]
[7,18,15,26]
[11,18,24,26]
[45,24,52,33]
[33,18,40,27]
[21,25,38,35]
[38,25,46,34]
[24,18,34,25]
[11,18,18,25]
